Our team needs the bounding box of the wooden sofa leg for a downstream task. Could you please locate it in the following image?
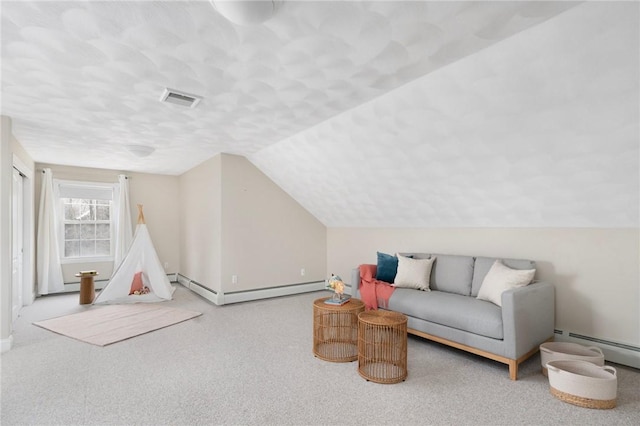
[508,360,518,381]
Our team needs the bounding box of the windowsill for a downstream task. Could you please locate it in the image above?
[61,256,114,264]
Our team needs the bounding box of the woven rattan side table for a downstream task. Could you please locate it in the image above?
[358,310,408,384]
[313,297,365,362]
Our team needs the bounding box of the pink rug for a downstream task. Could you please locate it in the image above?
[34,304,201,346]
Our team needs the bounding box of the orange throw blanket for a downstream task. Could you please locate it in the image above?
[358,264,395,310]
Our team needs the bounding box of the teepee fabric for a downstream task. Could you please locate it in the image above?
[94,206,174,304]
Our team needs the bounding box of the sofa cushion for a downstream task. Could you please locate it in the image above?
[477,260,536,307]
[430,254,475,296]
[388,288,503,340]
[398,252,431,260]
[393,255,435,291]
[471,257,536,297]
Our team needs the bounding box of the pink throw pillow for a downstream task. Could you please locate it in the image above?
[130,272,144,295]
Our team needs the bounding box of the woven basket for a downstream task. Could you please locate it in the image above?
[546,360,617,409]
[540,342,604,376]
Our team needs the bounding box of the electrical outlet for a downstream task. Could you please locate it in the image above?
[232,275,237,284]
[164,262,169,270]
[300,268,305,276]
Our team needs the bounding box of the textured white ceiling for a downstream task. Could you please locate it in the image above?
[2,0,578,175]
[250,1,639,227]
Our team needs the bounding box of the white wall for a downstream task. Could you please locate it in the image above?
[0,116,14,349]
[179,154,326,296]
[178,155,222,292]
[1,118,36,351]
[220,154,326,292]
[127,172,180,274]
[35,163,180,284]
[328,228,639,347]
[12,134,36,307]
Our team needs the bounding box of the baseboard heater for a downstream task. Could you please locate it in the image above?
[554,329,640,369]
[61,279,108,293]
[59,272,178,294]
[176,273,325,305]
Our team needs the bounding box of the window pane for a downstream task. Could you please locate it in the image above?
[96,224,110,239]
[64,202,80,220]
[65,240,80,257]
[61,188,113,259]
[96,240,110,256]
[80,240,95,256]
[80,224,95,240]
[65,224,80,240]
[96,205,110,220]
[88,203,96,221]
[77,203,91,221]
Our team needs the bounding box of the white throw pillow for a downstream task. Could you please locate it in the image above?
[477,260,535,307]
[393,254,435,291]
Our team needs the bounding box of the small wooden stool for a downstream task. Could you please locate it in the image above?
[76,271,98,305]
[313,297,365,362]
[358,310,408,384]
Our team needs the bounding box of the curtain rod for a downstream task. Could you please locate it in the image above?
[35,168,130,180]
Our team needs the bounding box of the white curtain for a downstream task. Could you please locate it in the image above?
[113,174,132,270]
[36,168,64,295]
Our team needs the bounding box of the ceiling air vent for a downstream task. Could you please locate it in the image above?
[159,88,202,108]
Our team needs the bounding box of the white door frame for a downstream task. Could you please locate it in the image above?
[12,167,23,321]
[12,154,34,307]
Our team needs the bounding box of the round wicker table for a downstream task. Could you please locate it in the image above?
[358,310,408,384]
[313,297,365,362]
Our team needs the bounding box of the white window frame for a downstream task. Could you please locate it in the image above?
[54,179,119,264]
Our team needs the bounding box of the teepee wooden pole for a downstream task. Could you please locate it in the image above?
[137,204,146,224]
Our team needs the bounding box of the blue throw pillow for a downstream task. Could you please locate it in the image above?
[376,252,398,283]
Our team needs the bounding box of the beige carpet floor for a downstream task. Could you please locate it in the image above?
[33,303,202,346]
[4,287,638,425]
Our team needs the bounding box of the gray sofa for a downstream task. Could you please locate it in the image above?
[351,253,555,380]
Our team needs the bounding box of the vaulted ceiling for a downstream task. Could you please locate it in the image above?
[3,0,576,174]
[2,1,638,227]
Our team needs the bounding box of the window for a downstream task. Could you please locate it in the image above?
[55,181,117,262]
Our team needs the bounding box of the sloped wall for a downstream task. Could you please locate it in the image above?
[250,2,638,227]
[220,154,326,292]
[250,2,639,347]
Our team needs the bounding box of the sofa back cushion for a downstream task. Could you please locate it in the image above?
[430,254,475,296]
[398,252,431,260]
[471,257,536,297]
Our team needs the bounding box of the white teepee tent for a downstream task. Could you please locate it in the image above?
[93,205,175,304]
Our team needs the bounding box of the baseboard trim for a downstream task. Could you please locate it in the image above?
[554,329,640,369]
[1,335,13,353]
[176,273,324,305]
[224,281,325,305]
[176,274,221,305]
